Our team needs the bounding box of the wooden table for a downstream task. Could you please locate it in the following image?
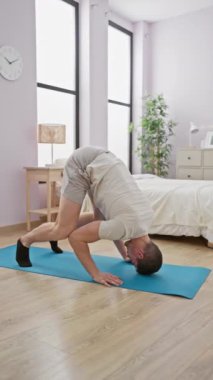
[24,167,64,231]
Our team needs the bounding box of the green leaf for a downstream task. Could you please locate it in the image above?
[134,94,177,177]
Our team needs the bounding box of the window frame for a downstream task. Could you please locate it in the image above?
[108,20,133,171]
[36,0,80,149]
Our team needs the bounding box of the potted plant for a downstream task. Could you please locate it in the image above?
[131,94,176,177]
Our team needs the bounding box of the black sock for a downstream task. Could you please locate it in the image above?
[49,241,63,254]
[16,239,32,267]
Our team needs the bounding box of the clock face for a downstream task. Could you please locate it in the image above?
[0,45,23,80]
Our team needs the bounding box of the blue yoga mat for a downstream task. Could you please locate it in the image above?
[0,245,211,299]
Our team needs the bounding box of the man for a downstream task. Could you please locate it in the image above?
[16,146,163,287]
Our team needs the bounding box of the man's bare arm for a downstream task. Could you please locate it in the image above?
[68,221,123,287]
[94,208,127,259]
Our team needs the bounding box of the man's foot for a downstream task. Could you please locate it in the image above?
[49,241,63,254]
[16,239,32,267]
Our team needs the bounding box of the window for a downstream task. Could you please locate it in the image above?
[36,0,79,166]
[108,21,133,169]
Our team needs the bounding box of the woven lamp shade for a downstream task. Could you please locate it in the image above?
[38,124,66,144]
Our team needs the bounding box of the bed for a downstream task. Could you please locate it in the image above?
[55,158,213,246]
[133,174,213,246]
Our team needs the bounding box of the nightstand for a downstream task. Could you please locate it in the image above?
[24,167,64,231]
[176,149,213,180]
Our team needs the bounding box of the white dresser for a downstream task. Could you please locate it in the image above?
[176,148,213,180]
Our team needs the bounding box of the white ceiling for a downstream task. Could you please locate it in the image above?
[109,0,213,22]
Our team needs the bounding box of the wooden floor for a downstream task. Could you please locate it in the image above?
[0,226,213,380]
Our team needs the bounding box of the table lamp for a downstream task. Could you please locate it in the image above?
[38,124,66,166]
[189,122,199,147]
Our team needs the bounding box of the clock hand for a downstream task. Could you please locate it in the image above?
[9,58,19,64]
[4,57,11,64]
[4,57,18,64]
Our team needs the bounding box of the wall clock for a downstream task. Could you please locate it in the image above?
[0,45,23,80]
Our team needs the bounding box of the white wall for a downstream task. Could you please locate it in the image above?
[79,0,90,146]
[109,11,133,32]
[0,0,38,227]
[90,0,108,148]
[80,0,108,148]
[149,7,213,177]
[132,21,151,173]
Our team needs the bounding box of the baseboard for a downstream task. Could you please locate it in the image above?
[0,220,41,233]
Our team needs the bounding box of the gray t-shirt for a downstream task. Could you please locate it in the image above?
[85,152,154,240]
[61,147,154,240]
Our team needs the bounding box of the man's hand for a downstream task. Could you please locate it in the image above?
[124,256,131,263]
[93,271,123,287]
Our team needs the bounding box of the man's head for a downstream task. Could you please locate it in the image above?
[125,238,163,275]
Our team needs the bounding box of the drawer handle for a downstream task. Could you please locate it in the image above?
[187,156,191,160]
[187,175,191,178]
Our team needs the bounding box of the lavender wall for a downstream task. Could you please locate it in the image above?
[3,2,213,226]
[0,0,38,227]
[149,7,213,177]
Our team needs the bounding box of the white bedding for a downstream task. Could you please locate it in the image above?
[134,175,213,243]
